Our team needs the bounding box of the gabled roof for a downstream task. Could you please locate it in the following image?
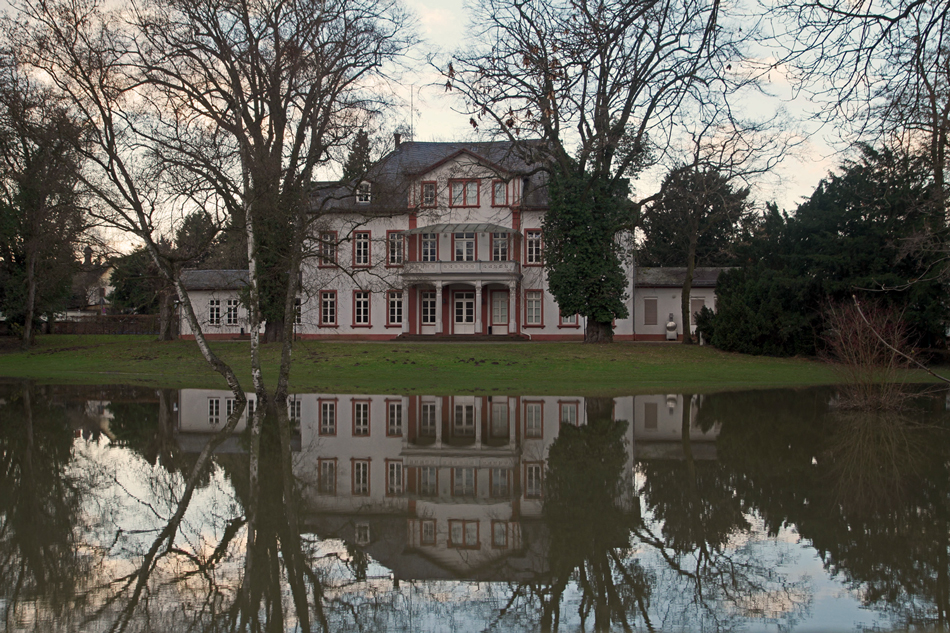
[312,140,550,213]
[635,267,727,288]
[180,269,249,291]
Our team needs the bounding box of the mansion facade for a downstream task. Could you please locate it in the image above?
[179,140,720,341]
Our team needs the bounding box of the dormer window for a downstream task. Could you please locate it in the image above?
[356,182,371,204]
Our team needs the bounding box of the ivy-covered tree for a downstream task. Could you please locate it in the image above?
[544,169,633,341]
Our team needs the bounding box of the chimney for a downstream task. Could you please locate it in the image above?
[394,132,401,148]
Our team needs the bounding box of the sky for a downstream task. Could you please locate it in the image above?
[394,0,841,213]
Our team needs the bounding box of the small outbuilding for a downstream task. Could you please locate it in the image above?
[632,267,726,341]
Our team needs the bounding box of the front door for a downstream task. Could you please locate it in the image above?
[453,292,475,334]
[491,291,508,335]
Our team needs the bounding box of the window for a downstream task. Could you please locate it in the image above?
[420,402,437,436]
[449,179,478,207]
[525,402,542,438]
[643,298,658,326]
[355,522,370,545]
[492,180,507,206]
[454,232,475,262]
[453,467,476,496]
[319,231,337,266]
[288,399,301,429]
[353,291,370,326]
[352,459,370,495]
[421,519,436,545]
[453,403,475,436]
[247,399,255,419]
[492,521,508,548]
[525,290,543,326]
[387,400,403,436]
[421,233,438,262]
[387,291,403,328]
[319,459,336,494]
[208,398,221,425]
[560,401,578,426]
[449,519,479,548]
[387,460,403,495]
[356,182,371,203]
[490,402,509,438]
[209,299,221,325]
[490,468,509,497]
[320,291,337,326]
[353,401,370,436]
[492,232,508,261]
[525,463,543,498]
[226,299,239,325]
[387,231,404,265]
[525,229,543,264]
[420,466,438,496]
[421,292,437,325]
[560,311,578,327]
[226,398,238,418]
[421,181,436,207]
[320,399,336,435]
[691,298,705,324]
[353,231,371,267]
[644,401,658,431]
[294,297,302,325]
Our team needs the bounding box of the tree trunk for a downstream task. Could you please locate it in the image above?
[157,290,175,341]
[22,247,38,350]
[680,235,697,345]
[263,318,284,344]
[585,320,614,343]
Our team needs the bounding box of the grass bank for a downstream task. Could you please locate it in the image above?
[0,335,944,395]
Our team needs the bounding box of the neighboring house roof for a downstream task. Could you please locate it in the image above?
[180,269,249,291]
[635,267,727,288]
[312,140,550,214]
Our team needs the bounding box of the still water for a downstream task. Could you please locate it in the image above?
[2,382,949,632]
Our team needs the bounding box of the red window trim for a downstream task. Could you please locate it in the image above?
[352,399,372,437]
[448,519,480,549]
[558,400,580,425]
[318,397,338,436]
[385,290,404,328]
[558,311,580,328]
[491,520,508,549]
[319,290,338,328]
[524,400,544,439]
[523,288,544,328]
[385,458,404,496]
[524,462,544,499]
[318,230,338,268]
[450,231,478,262]
[318,457,337,495]
[420,181,438,208]
[385,398,403,436]
[352,290,372,328]
[386,230,405,268]
[352,230,372,268]
[490,233,510,262]
[419,232,440,263]
[491,179,508,207]
[420,518,437,546]
[351,458,371,496]
[448,179,480,208]
[524,228,543,267]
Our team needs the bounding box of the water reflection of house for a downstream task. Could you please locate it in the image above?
[631,394,720,460]
[175,390,719,579]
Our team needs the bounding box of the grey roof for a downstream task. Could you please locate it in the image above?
[635,267,727,288]
[180,269,249,291]
[312,140,550,213]
[402,223,520,235]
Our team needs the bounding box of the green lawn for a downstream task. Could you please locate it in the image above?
[0,334,944,395]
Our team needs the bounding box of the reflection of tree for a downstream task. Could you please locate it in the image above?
[538,398,649,631]
[636,392,810,629]
[0,383,84,624]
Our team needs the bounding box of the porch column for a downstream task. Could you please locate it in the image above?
[401,286,410,334]
[475,281,483,335]
[435,284,443,335]
[507,281,517,333]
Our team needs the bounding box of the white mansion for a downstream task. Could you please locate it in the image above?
[179,139,720,341]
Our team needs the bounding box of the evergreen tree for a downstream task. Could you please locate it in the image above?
[341,130,372,182]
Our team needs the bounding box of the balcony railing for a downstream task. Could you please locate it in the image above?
[402,260,520,277]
